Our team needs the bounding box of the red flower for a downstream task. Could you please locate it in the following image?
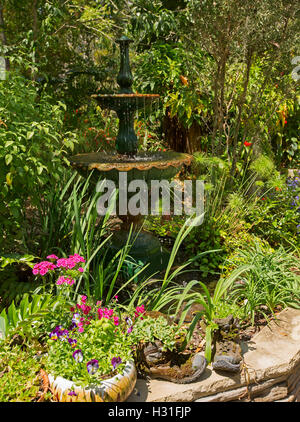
[284,120,287,124]
[244,141,252,147]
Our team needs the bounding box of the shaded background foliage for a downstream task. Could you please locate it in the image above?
[0,0,299,285]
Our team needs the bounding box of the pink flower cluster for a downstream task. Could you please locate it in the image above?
[135,305,146,319]
[73,296,92,333]
[78,316,89,333]
[32,253,85,280]
[56,254,85,270]
[47,254,59,260]
[32,261,56,276]
[97,307,119,326]
[77,296,91,315]
[57,276,75,286]
[77,302,92,315]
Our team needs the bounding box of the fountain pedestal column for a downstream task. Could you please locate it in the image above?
[116,107,138,155]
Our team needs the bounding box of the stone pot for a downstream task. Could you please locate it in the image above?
[48,360,136,402]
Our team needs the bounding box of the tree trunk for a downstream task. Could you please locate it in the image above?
[163,107,203,154]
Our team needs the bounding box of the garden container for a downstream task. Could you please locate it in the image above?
[48,360,136,402]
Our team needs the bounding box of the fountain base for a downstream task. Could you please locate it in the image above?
[108,229,170,277]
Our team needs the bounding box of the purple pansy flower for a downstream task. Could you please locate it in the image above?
[69,321,77,331]
[111,357,122,370]
[68,390,77,396]
[72,349,83,363]
[125,316,133,326]
[72,313,81,325]
[49,325,63,340]
[125,316,133,334]
[49,331,58,340]
[87,359,99,375]
[68,338,77,348]
[59,329,69,341]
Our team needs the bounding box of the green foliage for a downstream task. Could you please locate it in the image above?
[226,242,300,324]
[90,238,149,307]
[0,253,35,269]
[246,174,300,248]
[0,270,36,311]
[0,253,36,309]
[184,219,225,278]
[0,340,42,402]
[127,214,215,313]
[21,169,80,257]
[173,265,253,362]
[0,71,77,251]
[0,293,61,341]
[271,99,299,168]
[21,170,113,264]
[250,155,276,181]
[130,315,184,352]
[134,40,206,128]
[46,315,132,386]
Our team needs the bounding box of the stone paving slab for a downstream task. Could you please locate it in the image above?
[127,307,300,402]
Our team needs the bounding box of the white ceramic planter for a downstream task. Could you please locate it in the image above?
[48,360,137,402]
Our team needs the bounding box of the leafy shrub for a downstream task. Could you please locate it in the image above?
[184,219,225,278]
[0,293,62,341]
[0,253,36,309]
[250,155,276,180]
[173,265,252,362]
[246,172,300,248]
[226,242,300,324]
[0,71,77,251]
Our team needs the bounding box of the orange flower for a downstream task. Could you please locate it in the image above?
[180,75,188,86]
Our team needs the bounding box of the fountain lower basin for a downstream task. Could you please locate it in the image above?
[69,151,193,184]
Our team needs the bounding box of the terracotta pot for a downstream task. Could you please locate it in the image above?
[48,360,136,402]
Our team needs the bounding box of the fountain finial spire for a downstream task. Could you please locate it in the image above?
[116,36,134,94]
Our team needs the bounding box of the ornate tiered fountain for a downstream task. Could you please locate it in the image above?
[69,36,193,273]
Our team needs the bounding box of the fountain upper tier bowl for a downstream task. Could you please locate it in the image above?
[91,93,160,112]
[69,151,193,184]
